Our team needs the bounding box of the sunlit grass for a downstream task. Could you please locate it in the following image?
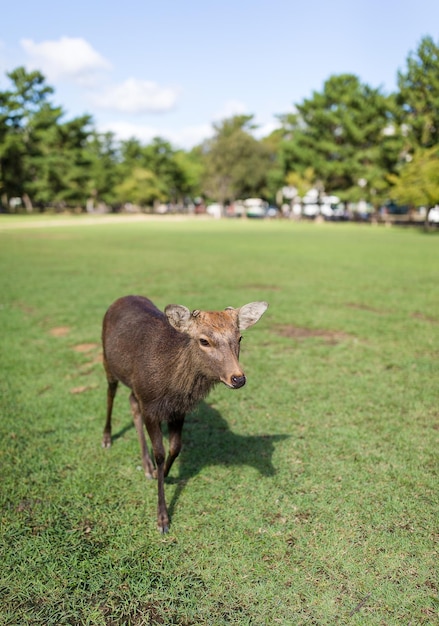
[1,217,438,624]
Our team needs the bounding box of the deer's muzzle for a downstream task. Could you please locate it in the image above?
[230,374,246,389]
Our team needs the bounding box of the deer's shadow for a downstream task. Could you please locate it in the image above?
[165,401,289,518]
[112,401,288,519]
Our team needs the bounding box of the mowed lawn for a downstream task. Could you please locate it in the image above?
[0,217,438,625]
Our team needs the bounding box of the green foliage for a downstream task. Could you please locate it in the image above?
[397,36,439,149]
[84,132,120,207]
[0,68,99,211]
[201,115,273,202]
[117,136,200,205]
[0,217,438,625]
[32,115,95,207]
[0,67,60,208]
[142,137,185,201]
[277,75,402,204]
[174,148,204,200]
[114,167,166,207]
[389,146,439,215]
[285,166,317,197]
[0,72,203,212]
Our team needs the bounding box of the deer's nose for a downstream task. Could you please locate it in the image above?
[231,374,246,389]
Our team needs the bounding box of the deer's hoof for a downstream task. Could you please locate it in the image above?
[158,521,169,534]
[158,513,170,534]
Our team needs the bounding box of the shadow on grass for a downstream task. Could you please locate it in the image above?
[167,401,289,519]
[110,401,288,520]
[111,422,135,442]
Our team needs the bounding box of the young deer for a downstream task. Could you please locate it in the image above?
[102,295,268,533]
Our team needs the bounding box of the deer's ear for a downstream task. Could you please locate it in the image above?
[165,304,191,330]
[238,301,268,330]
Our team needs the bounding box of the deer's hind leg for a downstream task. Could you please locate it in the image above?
[102,378,118,448]
[130,392,155,479]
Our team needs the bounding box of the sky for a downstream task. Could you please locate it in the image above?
[1,0,438,149]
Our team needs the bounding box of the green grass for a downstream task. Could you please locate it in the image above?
[0,216,438,625]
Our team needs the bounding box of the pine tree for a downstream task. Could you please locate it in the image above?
[277,74,402,206]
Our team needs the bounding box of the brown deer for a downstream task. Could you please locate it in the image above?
[101,295,268,533]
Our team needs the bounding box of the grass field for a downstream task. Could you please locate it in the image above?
[0,216,438,625]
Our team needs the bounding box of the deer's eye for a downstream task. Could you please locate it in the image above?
[199,338,210,347]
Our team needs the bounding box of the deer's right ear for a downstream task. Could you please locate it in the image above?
[165,304,191,330]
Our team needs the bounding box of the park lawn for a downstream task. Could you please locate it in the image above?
[0,217,438,625]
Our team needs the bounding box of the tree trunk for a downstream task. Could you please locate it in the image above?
[1,193,8,213]
[22,193,33,213]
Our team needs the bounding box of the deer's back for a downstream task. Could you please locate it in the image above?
[103,296,184,391]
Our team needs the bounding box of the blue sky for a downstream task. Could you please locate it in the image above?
[1,0,438,148]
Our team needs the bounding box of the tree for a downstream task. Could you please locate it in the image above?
[285,167,318,198]
[114,167,165,208]
[201,115,273,204]
[173,148,204,202]
[142,137,183,202]
[0,67,95,211]
[84,131,120,209]
[389,147,439,227]
[277,75,403,207]
[118,136,197,206]
[29,114,94,208]
[261,127,286,199]
[0,67,61,210]
[397,36,439,150]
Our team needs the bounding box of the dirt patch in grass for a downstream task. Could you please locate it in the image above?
[79,352,102,366]
[73,342,99,352]
[14,301,37,316]
[49,326,71,337]
[411,312,438,324]
[70,384,98,394]
[274,324,353,344]
[346,302,392,315]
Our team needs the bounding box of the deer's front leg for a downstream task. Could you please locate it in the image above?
[164,414,185,477]
[144,417,169,533]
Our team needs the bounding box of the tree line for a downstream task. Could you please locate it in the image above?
[1,36,439,216]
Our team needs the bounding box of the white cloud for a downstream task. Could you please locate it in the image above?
[253,119,281,139]
[214,99,249,121]
[98,111,278,151]
[99,121,161,144]
[212,100,280,139]
[90,78,180,114]
[20,36,178,114]
[20,36,111,83]
[168,123,213,148]
[99,120,213,149]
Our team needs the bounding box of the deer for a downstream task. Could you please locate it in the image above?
[101,295,268,533]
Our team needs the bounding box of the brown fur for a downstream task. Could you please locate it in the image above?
[102,295,268,532]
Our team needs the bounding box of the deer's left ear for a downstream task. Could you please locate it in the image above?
[237,302,268,330]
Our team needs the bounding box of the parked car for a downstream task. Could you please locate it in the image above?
[266,206,279,218]
[428,206,439,223]
[206,203,223,219]
[244,198,267,218]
